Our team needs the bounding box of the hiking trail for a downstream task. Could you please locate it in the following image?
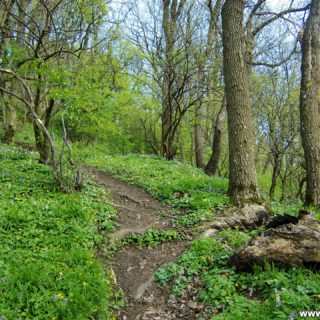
[86,169,200,320]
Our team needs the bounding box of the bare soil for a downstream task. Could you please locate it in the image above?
[86,169,202,320]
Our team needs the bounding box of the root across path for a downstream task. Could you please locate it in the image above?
[86,169,192,320]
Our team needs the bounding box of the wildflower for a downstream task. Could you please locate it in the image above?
[53,292,64,301]
[288,312,297,320]
[62,298,68,305]
[57,292,64,300]
[275,289,281,308]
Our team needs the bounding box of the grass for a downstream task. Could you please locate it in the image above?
[0,143,119,320]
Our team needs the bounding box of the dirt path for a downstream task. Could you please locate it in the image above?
[86,169,197,320]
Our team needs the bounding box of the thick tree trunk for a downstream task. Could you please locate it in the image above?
[222,0,260,204]
[1,1,16,144]
[299,0,320,206]
[205,96,227,176]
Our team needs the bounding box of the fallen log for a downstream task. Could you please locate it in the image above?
[230,211,320,271]
[199,204,270,238]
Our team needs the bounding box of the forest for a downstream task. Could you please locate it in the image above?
[0,0,320,319]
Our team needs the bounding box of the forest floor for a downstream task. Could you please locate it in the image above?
[86,168,200,320]
[3,142,320,319]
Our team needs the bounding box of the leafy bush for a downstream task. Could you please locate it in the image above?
[124,229,181,247]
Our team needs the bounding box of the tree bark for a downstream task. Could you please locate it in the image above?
[161,0,177,160]
[269,149,281,199]
[299,0,320,206]
[0,0,16,144]
[222,0,260,203]
[205,95,227,176]
[194,104,206,168]
[1,81,16,144]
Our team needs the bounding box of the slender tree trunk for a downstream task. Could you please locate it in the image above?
[269,152,281,199]
[190,128,195,165]
[176,129,185,162]
[205,95,227,176]
[161,0,175,160]
[2,95,17,144]
[195,0,222,169]
[33,79,50,164]
[194,103,205,168]
[299,0,320,206]
[160,0,187,161]
[222,0,260,203]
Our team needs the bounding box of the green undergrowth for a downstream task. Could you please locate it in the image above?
[0,144,120,319]
[155,229,320,319]
[267,200,320,218]
[81,154,230,227]
[122,228,182,247]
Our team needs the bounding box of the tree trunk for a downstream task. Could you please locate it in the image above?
[161,0,175,160]
[205,95,227,176]
[33,82,50,164]
[34,124,50,164]
[1,83,16,144]
[194,103,205,168]
[195,0,222,170]
[177,129,185,162]
[222,0,260,203]
[299,0,320,206]
[0,0,16,144]
[269,150,281,199]
[160,0,187,161]
[190,128,195,165]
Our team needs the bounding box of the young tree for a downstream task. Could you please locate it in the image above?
[222,0,260,203]
[193,0,221,169]
[299,0,320,206]
[0,0,107,185]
